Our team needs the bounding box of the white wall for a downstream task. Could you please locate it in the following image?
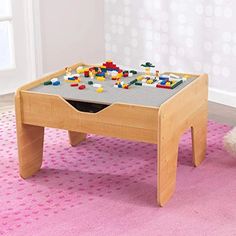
[39,0,105,74]
[104,0,236,107]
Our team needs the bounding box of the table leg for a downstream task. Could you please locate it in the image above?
[68,131,87,147]
[157,135,180,207]
[16,124,45,179]
[157,102,208,206]
[191,107,208,167]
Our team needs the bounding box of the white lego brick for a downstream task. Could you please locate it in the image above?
[93,83,102,88]
[51,78,59,83]
[142,83,157,87]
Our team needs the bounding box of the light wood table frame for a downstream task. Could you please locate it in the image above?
[15,63,208,206]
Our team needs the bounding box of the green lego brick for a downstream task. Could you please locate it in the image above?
[43,81,52,86]
[130,70,137,74]
[171,80,183,89]
[128,79,138,86]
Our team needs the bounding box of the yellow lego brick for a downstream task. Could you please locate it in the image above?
[96,76,105,81]
[96,87,104,93]
[147,79,153,84]
[76,67,85,74]
[183,74,192,79]
[117,73,122,78]
[137,75,144,81]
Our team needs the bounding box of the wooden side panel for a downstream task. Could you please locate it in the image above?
[157,74,208,206]
[21,92,159,144]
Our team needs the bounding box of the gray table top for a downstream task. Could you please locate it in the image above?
[28,71,196,108]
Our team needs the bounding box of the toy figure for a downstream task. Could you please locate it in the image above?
[65,67,72,76]
[141,62,155,77]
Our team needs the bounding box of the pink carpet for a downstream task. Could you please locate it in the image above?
[0,111,236,236]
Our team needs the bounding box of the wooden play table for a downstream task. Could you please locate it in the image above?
[15,62,208,206]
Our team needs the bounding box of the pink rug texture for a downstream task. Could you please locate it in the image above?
[0,111,236,236]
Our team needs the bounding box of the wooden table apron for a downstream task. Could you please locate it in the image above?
[15,63,208,207]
